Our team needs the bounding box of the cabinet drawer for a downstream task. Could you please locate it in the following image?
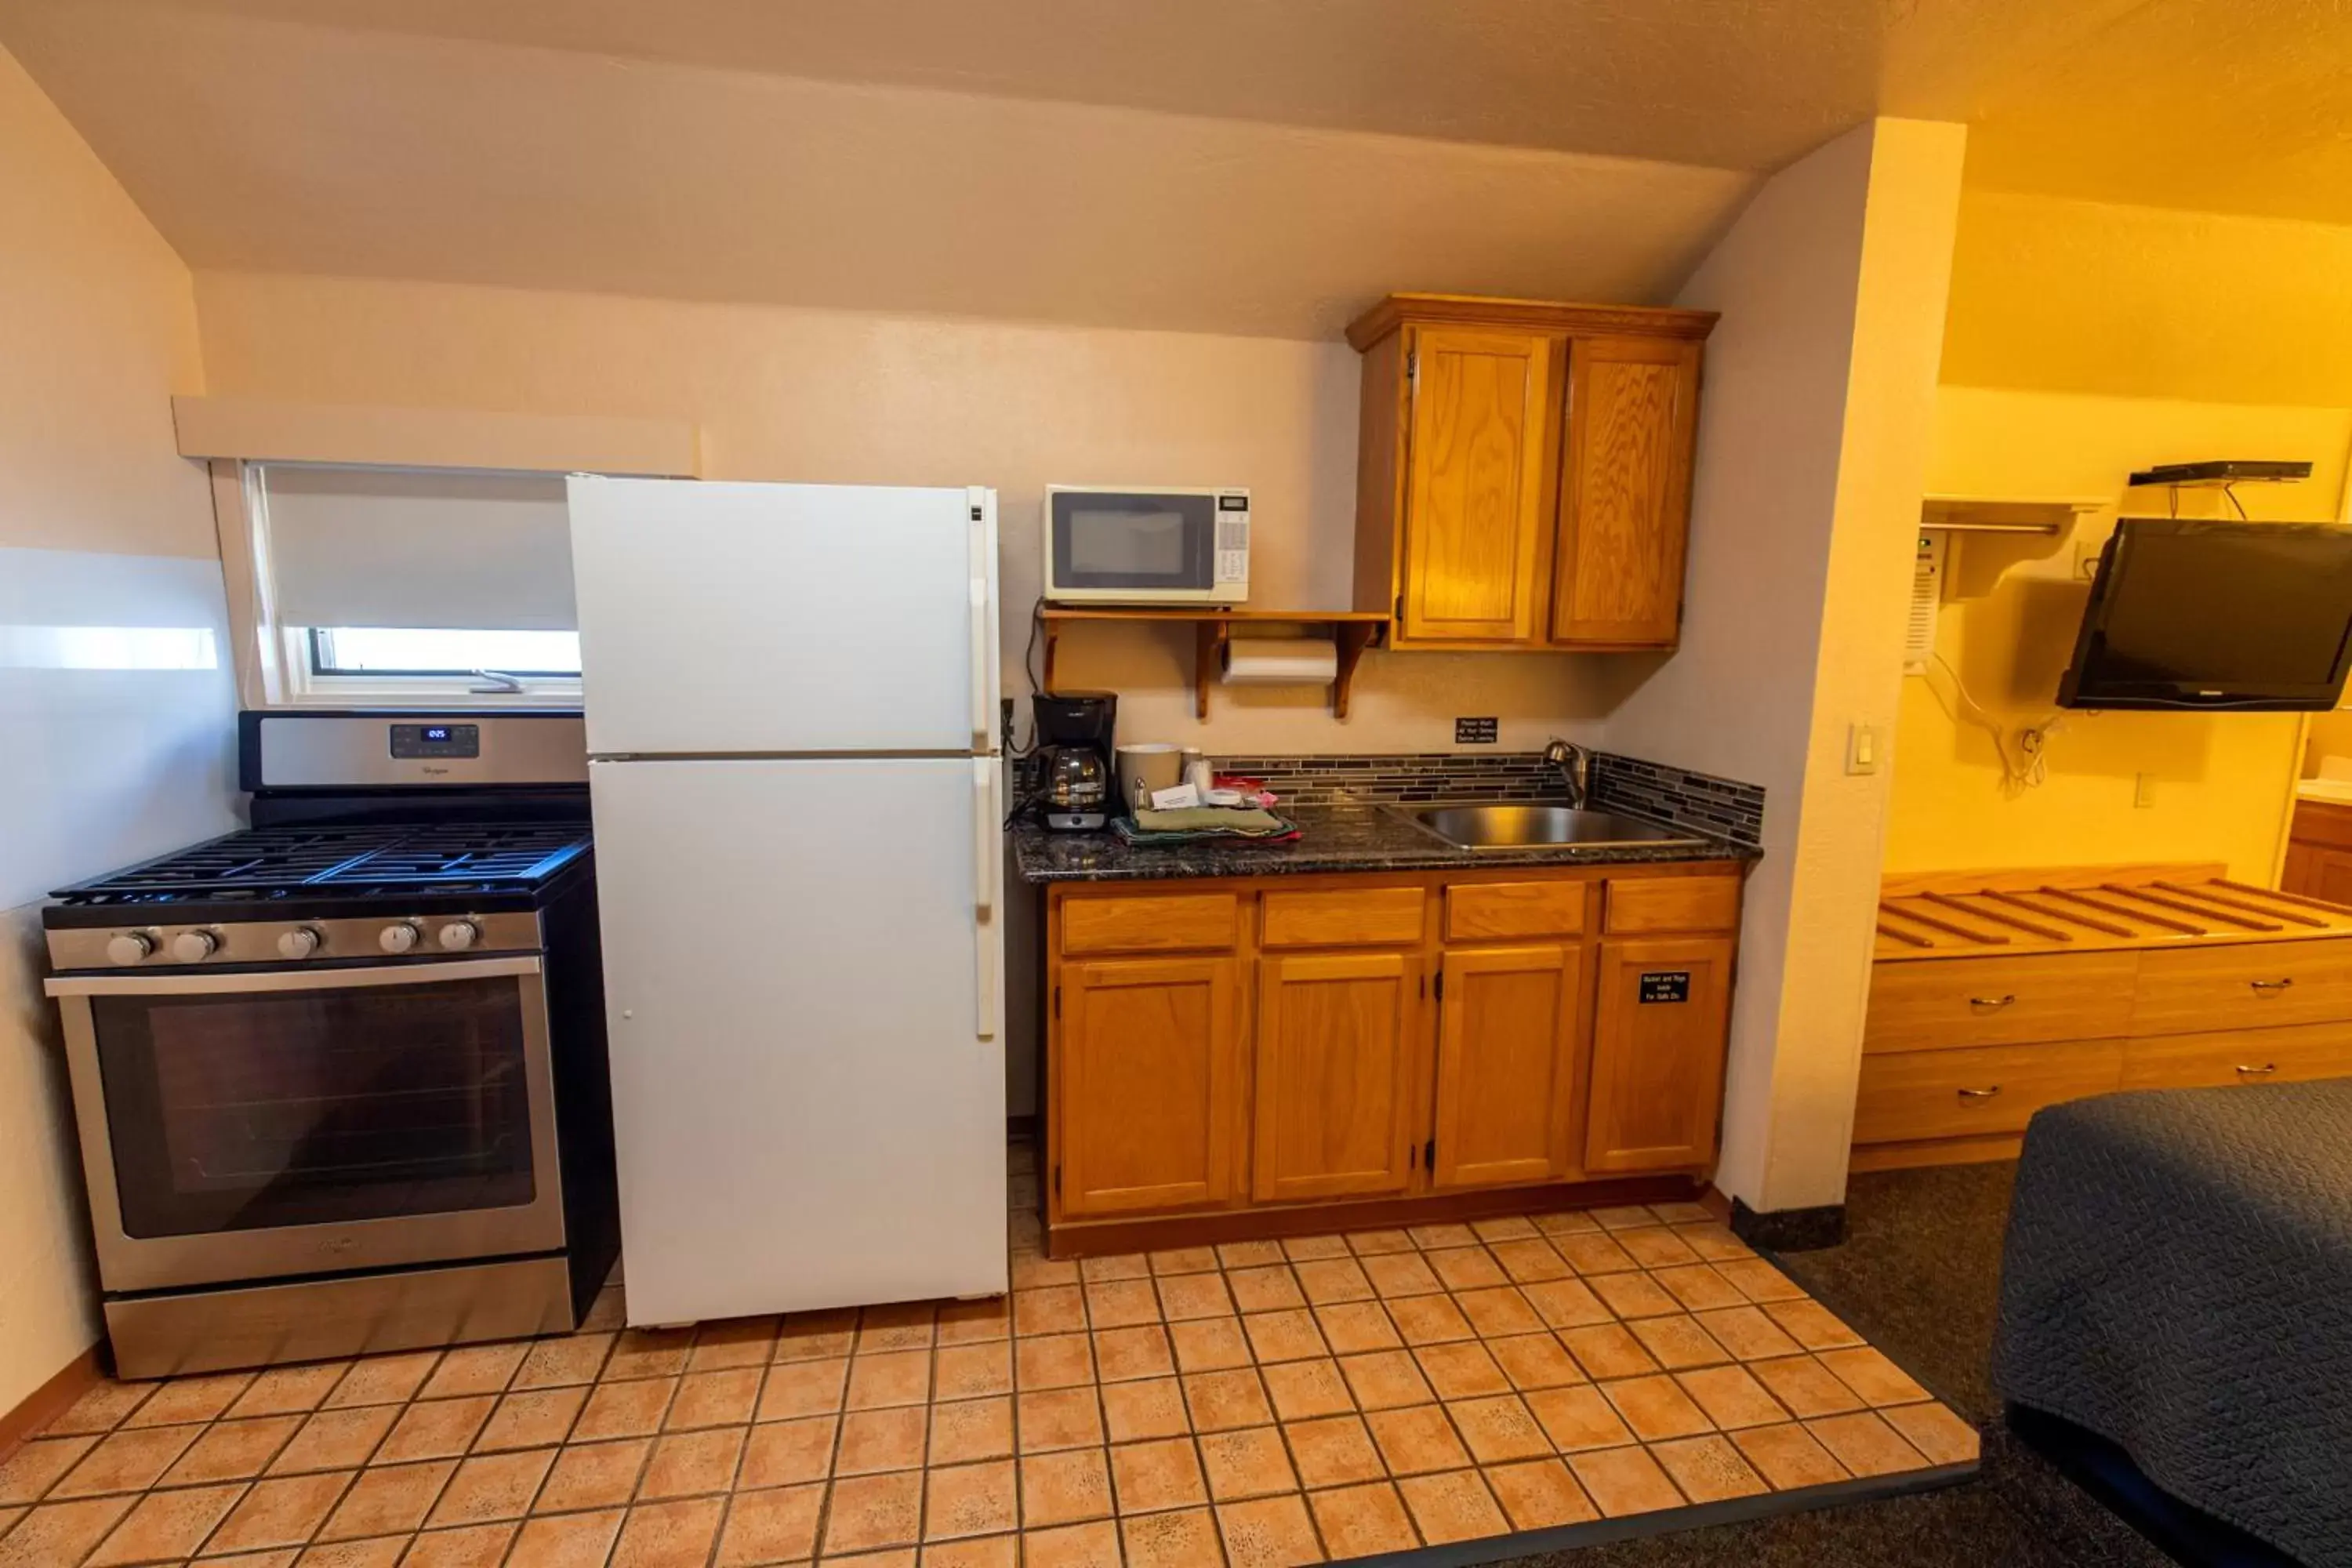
[1060,892,1240,956]
[1853,1040,2123,1145]
[1444,880,1588,942]
[2130,937,2352,1035]
[1604,876,1740,935]
[1864,953,2139,1054]
[1261,887,1425,949]
[2121,1022,2352,1091]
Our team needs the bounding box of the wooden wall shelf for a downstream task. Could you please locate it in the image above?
[1920,495,2107,535]
[1038,606,1389,720]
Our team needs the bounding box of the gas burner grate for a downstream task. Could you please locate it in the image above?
[56,823,590,902]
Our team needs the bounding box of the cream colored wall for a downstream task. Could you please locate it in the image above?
[1602,118,1966,1214]
[192,269,1618,1118]
[0,42,229,1414]
[1943,191,2352,409]
[192,269,1617,755]
[1882,387,2352,883]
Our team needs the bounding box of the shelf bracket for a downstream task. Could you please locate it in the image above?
[1332,621,1381,720]
[1193,621,1229,721]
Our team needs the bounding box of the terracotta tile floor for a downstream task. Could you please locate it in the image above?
[0,1145,1976,1566]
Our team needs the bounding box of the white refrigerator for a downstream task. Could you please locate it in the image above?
[567,477,1005,1327]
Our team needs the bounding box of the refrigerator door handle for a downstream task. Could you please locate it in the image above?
[967,496,995,751]
[973,756,1000,1040]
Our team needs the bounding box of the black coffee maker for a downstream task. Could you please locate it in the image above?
[1033,691,1116,832]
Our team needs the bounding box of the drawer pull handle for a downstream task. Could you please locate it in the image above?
[1957,1085,2004,1101]
[2249,978,2295,993]
[1967,994,2017,1010]
[2235,1063,2280,1078]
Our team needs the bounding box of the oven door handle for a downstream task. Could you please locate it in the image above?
[45,955,543,997]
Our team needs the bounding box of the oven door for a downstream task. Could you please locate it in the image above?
[46,956,566,1294]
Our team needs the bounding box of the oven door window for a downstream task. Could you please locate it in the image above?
[93,976,536,1236]
[1051,493,1215,591]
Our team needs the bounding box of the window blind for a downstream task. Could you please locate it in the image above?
[260,465,576,631]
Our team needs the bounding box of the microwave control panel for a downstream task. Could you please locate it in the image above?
[1215,492,1250,586]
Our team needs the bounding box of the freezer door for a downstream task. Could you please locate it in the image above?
[568,478,999,757]
[592,756,1007,1323]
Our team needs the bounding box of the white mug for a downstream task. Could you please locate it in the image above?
[1115,743,1183,812]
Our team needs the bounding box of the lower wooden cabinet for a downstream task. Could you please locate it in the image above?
[1054,955,1243,1217]
[1584,936,1736,1173]
[1045,864,1746,1247]
[2283,797,2352,904]
[1431,945,1584,1189]
[1252,952,1422,1203]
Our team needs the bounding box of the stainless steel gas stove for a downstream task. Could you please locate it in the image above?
[42,711,618,1378]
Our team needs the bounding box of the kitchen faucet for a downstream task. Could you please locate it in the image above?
[1543,739,1594,811]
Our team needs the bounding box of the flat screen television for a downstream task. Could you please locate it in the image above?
[2057,519,2352,711]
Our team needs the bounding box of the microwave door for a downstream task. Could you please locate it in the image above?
[1047,490,1233,602]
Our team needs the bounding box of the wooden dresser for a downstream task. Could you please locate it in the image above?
[1856,864,2352,1170]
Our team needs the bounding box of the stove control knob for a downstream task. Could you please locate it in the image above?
[106,932,155,967]
[278,927,322,960]
[379,921,423,954]
[169,930,220,964]
[437,920,481,952]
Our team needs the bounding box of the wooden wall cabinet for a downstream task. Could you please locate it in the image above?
[1349,294,1715,652]
[1044,863,1745,1254]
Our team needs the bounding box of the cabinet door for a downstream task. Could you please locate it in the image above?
[1399,328,1556,644]
[1055,956,1243,1216]
[1584,936,1734,1173]
[1430,945,1584,1189]
[1552,336,1700,648]
[2282,843,2352,906]
[1252,953,1423,1203]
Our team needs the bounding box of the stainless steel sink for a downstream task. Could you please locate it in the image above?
[1398,804,1705,850]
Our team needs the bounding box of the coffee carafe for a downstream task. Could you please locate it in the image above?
[1032,691,1116,832]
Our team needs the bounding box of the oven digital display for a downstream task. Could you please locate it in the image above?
[389,723,481,760]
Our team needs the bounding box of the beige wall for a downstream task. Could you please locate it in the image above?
[1886,386,2350,882]
[1943,191,2352,409]
[192,269,1617,755]
[0,42,226,1415]
[1605,118,1965,1214]
[192,270,1620,1117]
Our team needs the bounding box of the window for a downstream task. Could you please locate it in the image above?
[224,463,584,706]
[307,628,583,678]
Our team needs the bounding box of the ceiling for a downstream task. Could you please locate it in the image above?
[0,0,2343,336]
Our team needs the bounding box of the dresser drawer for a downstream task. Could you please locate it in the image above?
[1262,887,1425,949]
[1864,953,2140,1054]
[1443,880,1588,942]
[1603,876,1741,935]
[2121,1022,2352,1091]
[2129,937,2352,1035]
[1853,1040,2124,1145]
[1059,891,1240,955]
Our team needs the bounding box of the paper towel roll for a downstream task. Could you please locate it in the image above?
[1222,636,1339,685]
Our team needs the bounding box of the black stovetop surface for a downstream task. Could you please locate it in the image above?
[48,821,593,913]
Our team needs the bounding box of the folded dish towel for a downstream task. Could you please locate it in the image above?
[1115,807,1301,846]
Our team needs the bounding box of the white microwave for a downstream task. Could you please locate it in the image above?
[1042,485,1249,604]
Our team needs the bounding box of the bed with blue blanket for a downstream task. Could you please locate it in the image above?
[1994,1078,2352,1566]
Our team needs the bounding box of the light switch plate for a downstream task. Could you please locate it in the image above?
[1846,723,1882,775]
[2134,772,2157,808]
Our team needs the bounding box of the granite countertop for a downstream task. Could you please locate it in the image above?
[1011,803,1759,884]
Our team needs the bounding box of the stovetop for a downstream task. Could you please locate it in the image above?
[49,822,593,913]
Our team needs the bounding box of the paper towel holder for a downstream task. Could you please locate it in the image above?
[1037,605,1388,719]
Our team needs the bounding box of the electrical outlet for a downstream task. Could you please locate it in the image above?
[1846,722,1882,775]
[2134,772,2158,808]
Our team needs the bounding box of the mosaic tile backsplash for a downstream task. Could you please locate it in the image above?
[1214,753,1765,849]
